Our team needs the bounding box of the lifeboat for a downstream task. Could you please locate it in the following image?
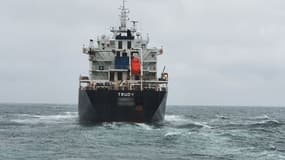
[131,57,141,75]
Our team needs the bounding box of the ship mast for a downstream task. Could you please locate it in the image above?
[119,0,129,31]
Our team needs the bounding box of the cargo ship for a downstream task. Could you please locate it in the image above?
[78,1,168,123]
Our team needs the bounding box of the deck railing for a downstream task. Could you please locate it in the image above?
[79,79,168,91]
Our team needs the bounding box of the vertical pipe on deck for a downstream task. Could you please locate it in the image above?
[140,48,143,91]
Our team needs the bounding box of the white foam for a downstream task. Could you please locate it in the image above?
[252,114,270,120]
[256,119,280,125]
[165,115,188,123]
[35,112,77,120]
[136,123,153,130]
[11,112,77,124]
[165,114,212,129]
[102,122,122,128]
[215,114,228,119]
[192,121,212,129]
[164,131,182,137]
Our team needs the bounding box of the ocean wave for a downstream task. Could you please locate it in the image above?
[249,119,282,127]
[135,123,153,130]
[215,114,229,120]
[165,115,212,129]
[11,112,77,125]
[101,122,120,129]
[164,131,182,137]
[0,121,25,126]
[176,122,212,129]
[223,119,283,130]
[35,112,77,120]
[58,158,86,160]
[249,114,270,121]
[219,132,249,141]
[165,115,188,123]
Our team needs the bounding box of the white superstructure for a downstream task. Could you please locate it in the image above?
[80,1,168,91]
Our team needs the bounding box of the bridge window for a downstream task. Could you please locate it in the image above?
[118,41,123,49]
[127,41,132,49]
[116,51,120,57]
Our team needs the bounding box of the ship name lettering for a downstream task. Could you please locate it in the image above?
[118,92,134,97]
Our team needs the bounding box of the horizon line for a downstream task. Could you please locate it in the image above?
[0,102,284,108]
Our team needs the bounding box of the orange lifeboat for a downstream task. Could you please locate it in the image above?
[131,57,141,75]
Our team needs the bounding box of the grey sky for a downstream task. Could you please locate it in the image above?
[1,0,285,106]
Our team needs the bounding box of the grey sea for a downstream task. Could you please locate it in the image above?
[0,104,284,160]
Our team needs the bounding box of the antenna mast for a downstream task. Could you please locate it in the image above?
[120,0,129,31]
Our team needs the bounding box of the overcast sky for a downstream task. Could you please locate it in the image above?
[1,0,285,106]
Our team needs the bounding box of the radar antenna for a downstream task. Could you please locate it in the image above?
[131,20,138,32]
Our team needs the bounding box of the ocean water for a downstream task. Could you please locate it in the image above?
[0,104,285,160]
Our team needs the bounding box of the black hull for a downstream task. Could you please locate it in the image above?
[78,90,167,123]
